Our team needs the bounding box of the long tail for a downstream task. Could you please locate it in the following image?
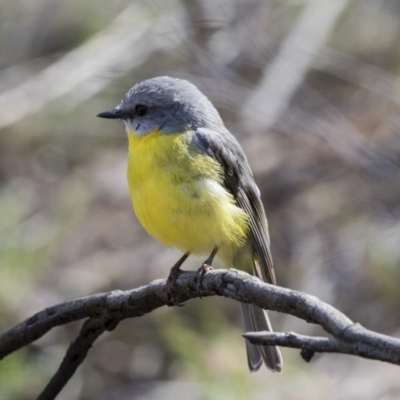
[240,302,283,373]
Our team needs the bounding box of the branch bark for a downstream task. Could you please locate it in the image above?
[0,269,399,399]
[37,314,115,400]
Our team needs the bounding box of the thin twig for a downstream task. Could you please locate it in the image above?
[244,329,400,364]
[37,314,117,400]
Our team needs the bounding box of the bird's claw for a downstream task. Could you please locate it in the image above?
[165,268,185,306]
[196,263,213,297]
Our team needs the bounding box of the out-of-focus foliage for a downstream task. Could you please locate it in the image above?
[1,0,400,399]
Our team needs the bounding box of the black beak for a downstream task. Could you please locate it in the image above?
[97,108,128,119]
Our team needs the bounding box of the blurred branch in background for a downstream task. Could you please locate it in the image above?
[1,270,399,400]
[0,1,187,130]
[243,0,349,130]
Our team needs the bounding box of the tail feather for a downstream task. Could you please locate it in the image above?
[240,302,283,373]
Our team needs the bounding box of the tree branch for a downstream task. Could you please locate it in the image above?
[37,313,116,400]
[243,329,400,364]
[0,269,399,399]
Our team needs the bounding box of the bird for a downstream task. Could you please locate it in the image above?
[97,76,283,373]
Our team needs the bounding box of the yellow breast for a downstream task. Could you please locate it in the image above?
[127,130,249,255]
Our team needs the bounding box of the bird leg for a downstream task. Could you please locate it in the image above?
[165,252,190,305]
[196,247,218,294]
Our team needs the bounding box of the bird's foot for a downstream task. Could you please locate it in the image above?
[196,263,213,297]
[164,252,190,306]
[165,269,185,306]
[196,247,218,297]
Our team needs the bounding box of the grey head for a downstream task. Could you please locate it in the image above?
[97,76,224,136]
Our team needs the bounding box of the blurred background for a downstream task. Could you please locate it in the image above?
[0,0,400,399]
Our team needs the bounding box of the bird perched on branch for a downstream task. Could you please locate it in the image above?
[97,76,282,372]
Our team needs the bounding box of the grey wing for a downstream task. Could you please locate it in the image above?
[191,128,276,285]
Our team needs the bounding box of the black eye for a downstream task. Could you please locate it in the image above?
[135,104,148,117]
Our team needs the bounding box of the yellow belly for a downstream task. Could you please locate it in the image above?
[127,130,249,256]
